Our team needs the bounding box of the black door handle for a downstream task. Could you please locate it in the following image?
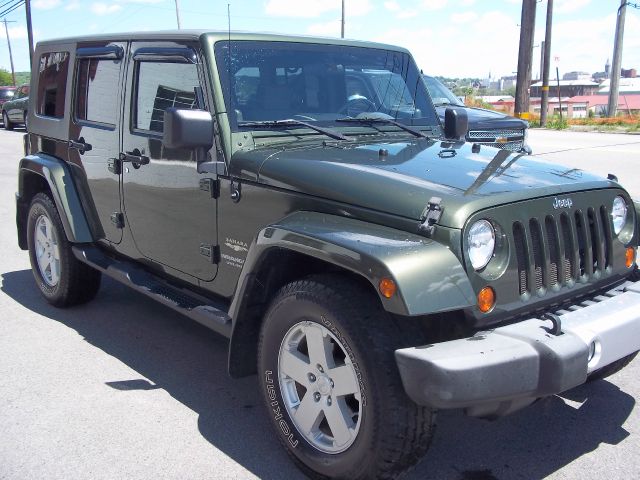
[69,137,92,154]
[120,149,150,168]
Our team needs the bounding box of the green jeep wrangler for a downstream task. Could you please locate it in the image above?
[16,31,640,479]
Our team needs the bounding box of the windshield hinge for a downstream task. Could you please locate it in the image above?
[418,197,442,237]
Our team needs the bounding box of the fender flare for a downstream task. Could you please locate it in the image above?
[230,212,475,320]
[17,154,93,245]
[227,212,475,377]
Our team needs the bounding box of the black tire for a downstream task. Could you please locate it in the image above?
[3,111,14,130]
[587,352,638,382]
[27,192,101,307]
[258,275,435,480]
[23,111,28,131]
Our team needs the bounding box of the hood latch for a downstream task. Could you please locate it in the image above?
[418,197,442,237]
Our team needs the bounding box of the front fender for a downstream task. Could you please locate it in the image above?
[230,211,475,319]
[18,154,93,244]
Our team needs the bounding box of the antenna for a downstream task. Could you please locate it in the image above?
[227,4,232,113]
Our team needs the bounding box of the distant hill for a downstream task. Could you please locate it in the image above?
[0,70,30,86]
[15,71,30,85]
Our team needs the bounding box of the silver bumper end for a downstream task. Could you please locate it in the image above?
[395,281,640,417]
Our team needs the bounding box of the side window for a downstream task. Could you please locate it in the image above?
[36,51,69,118]
[134,61,199,133]
[75,58,120,126]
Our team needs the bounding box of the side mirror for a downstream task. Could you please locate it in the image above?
[163,108,214,150]
[444,107,468,141]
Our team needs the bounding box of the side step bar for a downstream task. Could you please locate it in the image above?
[72,245,232,338]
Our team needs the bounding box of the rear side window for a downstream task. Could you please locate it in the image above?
[134,61,199,133]
[36,51,69,118]
[76,58,120,126]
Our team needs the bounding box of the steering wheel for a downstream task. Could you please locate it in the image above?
[338,95,377,117]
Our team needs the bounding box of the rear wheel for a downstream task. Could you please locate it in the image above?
[27,192,101,307]
[258,275,435,479]
[3,111,13,130]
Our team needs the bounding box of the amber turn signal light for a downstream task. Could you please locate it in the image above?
[379,278,397,298]
[626,247,636,268]
[477,286,496,313]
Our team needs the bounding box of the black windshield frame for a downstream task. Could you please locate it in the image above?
[214,40,440,133]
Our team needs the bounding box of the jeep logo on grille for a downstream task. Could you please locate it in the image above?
[553,197,573,209]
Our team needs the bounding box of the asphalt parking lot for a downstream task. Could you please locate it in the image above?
[1,127,640,480]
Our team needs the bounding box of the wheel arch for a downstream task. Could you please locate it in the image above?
[17,154,94,249]
[227,211,476,378]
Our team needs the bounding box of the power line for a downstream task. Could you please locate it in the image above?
[0,0,20,11]
[0,0,24,18]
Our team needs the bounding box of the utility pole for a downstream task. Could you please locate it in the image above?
[341,0,345,38]
[2,19,16,86]
[539,40,544,81]
[174,0,181,29]
[540,0,553,127]
[514,0,537,120]
[608,0,626,117]
[25,0,34,69]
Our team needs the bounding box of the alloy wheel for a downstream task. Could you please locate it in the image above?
[34,214,61,287]
[278,321,362,454]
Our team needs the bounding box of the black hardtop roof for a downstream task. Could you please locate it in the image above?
[35,30,409,54]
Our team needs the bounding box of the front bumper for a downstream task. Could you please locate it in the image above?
[395,280,640,417]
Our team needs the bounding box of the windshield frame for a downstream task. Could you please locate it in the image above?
[214,40,441,134]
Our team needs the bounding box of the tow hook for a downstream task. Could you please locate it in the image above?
[541,312,562,336]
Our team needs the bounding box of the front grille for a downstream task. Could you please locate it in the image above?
[467,128,524,152]
[512,206,613,296]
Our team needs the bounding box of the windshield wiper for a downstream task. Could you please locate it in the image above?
[336,116,430,138]
[238,119,349,141]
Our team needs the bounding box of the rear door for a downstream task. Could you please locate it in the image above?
[69,42,127,244]
[120,40,218,281]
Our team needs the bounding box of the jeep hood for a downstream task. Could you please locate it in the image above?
[231,138,617,229]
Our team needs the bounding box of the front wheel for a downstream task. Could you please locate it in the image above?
[258,275,434,479]
[27,192,102,307]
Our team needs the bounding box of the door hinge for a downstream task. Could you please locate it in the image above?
[418,197,442,237]
[199,178,220,199]
[110,212,125,229]
[200,244,221,264]
[108,158,122,175]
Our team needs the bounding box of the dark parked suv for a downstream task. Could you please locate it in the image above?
[16,31,640,479]
[424,75,532,154]
[2,83,29,130]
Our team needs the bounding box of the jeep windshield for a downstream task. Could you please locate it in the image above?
[214,40,440,134]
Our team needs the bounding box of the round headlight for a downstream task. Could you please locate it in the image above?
[612,196,628,235]
[468,220,495,270]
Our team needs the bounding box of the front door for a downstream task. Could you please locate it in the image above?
[69,42,126,244]
[121,41,218,281]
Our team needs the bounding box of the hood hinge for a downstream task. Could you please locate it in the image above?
[418,197,442,237]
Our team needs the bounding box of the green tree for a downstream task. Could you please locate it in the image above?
[0,68,14,86]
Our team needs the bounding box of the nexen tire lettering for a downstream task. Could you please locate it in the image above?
[320,315,367,406]
[265,370,299,448]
